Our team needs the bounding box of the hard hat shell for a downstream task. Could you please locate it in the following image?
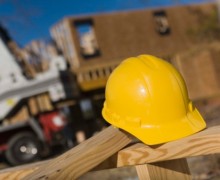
[102,55,206,145]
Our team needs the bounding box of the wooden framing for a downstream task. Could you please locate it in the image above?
[135,159,191,180]
[50,3,217,92]
[51,3,217,71]
[0,125,220,179]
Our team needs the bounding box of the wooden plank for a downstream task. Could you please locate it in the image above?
[23,126,132,179]
[0,154,118,178]
[117,126,220,167]
[92,153,118,171]
[0,160,49,179]
[35,93,52,112]
[42,93,53,111]
[136,158,191,180]
[28,97,39,115]
[1,125,220,178]
[36,95,44,112]
[9,106,29,124]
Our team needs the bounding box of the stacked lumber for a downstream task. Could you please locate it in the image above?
[36,93,53,112]
[10,106,29,124]
[28,93,53,116]
[28,98,38,116]
[3,106,29,125]
[7,41,36,78]
[1,125,220,179]
[3,94,54,126]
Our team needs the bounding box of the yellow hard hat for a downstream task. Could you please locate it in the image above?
[102,55,206,145]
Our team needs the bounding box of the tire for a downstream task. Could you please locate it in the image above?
[5,132,42,166]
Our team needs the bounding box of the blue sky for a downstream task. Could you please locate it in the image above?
[0,0,213,46]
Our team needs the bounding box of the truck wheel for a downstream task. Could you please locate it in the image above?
[5,132,42,166]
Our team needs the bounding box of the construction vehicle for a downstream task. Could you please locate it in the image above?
[0,25,106,166]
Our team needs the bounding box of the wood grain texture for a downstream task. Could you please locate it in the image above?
[136,158,191,180]
[0,160,49,180]
[118,126,220,167]
[0,155,119,179]
[0,168,36,180]
[23,126,132,180]
[0,155,118,179]
[1,126,220,179]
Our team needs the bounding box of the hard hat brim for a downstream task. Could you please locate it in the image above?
[102,107,206,145]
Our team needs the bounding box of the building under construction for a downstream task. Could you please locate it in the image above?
[50,3,217,92]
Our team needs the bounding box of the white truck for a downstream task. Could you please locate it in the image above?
[0,32,77,164]
[0,25,106,166]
